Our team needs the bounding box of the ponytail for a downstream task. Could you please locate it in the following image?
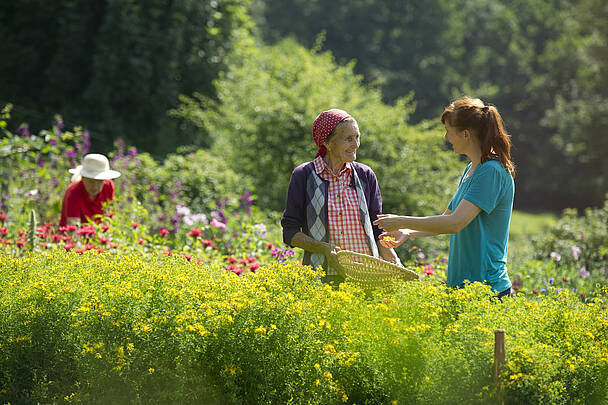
[441,97,515,177]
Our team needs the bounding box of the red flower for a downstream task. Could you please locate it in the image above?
[0,227,8,236]
[110,243,119,249]
[100,224,110,232]
[131,222,140,229]
[248,263,260,271]
[138,238,145,245]
[201,239,213,247]
[17,238,26,247]
[105,212,115,217]
[182,254,192,261]
[66,225,78,232]
[40,242,49,249]
[246,256,257,263]
[43,222,54,227]
[99,237,111,245]
[52,234,63,242]
[63,243,74,251]
[189,228,202,238]
[158,228,169,237]
[239,258,247,265]
[562,277,569,283]
[266,242,275,250]
[532,289,539,294]
[18,230,27,236]
[77,226,96,236]
[84,243,96,251]
[0,210,6,222]
[196,258,205,263]
[75,249,84,254]
[423,266,434,276]
[163,250,173,256]
[232,268,244,276]
[226,256,238,263]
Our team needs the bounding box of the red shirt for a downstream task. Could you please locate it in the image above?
[314,156,371,275]
[59,179,115,226]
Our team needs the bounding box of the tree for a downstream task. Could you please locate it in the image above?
[0,0,254,154]
[173,39,462,215]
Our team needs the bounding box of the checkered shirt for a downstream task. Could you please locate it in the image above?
[314,156,372,269]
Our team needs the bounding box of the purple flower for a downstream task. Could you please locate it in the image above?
[571,246,582,260]
[53,117,64,130]
[417,252,426,260]
[578,266,590,279]
[37,155,45,168]
[17,124,30,138]
[49,138,57,146]
[128,147,138,157]
[548,278,554,285]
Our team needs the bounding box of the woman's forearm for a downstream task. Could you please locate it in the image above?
[289,232,331,255]
[394,214,463,235]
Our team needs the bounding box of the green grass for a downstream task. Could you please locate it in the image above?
[509,210,558,242]
[509,210,558,273]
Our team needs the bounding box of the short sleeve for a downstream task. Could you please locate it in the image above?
[464,163,505,214]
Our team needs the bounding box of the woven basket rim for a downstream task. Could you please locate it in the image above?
[336,250,419,285]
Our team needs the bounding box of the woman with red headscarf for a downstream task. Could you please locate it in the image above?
[281,109,401,284]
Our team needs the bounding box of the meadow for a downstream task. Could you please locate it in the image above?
[1,108,608,404]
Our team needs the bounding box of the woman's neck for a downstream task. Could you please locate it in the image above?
[323,155,346,176]
[466,145,482,172]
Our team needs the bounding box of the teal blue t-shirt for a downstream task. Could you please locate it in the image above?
[447,160,514,292]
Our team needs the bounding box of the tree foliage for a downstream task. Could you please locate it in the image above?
[253,0,608,210]
[173,39,462,216]
[0,0,254,153]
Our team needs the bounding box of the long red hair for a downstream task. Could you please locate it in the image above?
[441,97,515,177]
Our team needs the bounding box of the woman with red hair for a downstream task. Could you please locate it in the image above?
[375,97,515,298]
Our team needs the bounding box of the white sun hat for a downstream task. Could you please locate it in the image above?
[69,153,121,180]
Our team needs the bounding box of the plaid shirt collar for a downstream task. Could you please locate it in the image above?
[313,155,351,179]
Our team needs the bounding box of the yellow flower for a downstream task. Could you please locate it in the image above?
[314,363,321,369]
[148,368,155,374]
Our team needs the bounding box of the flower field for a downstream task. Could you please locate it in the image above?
[2,107,608,403]
[1,250,607,404]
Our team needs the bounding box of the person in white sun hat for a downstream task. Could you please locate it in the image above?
[59,153,121,226]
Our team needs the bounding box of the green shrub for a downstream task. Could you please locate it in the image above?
[1,251,607,404]
[530,196,608,284]
[173,38,462,216]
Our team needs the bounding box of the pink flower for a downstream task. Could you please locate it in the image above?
[131,222,140,229]
[550,252,561,262]
[571,246,582,261]
[0,227,8,236]
[210,218,226,231]
[423,265,434,276]
[189,228,202,238]
[99,237,110,245]
[578,266,590,279]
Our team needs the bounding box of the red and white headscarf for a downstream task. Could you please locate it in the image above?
[312,109,350,158]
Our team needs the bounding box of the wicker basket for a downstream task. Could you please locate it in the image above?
[336,250,418,288]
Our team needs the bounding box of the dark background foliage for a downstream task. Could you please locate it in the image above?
[1,0,607,211]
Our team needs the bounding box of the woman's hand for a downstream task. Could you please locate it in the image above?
[373,214,404,232]
[379,229,414,248]
[325,244,346,277]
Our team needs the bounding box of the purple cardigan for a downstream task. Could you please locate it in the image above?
[281,160,384,255]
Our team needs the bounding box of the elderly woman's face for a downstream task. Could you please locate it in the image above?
[324,120,360,163]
